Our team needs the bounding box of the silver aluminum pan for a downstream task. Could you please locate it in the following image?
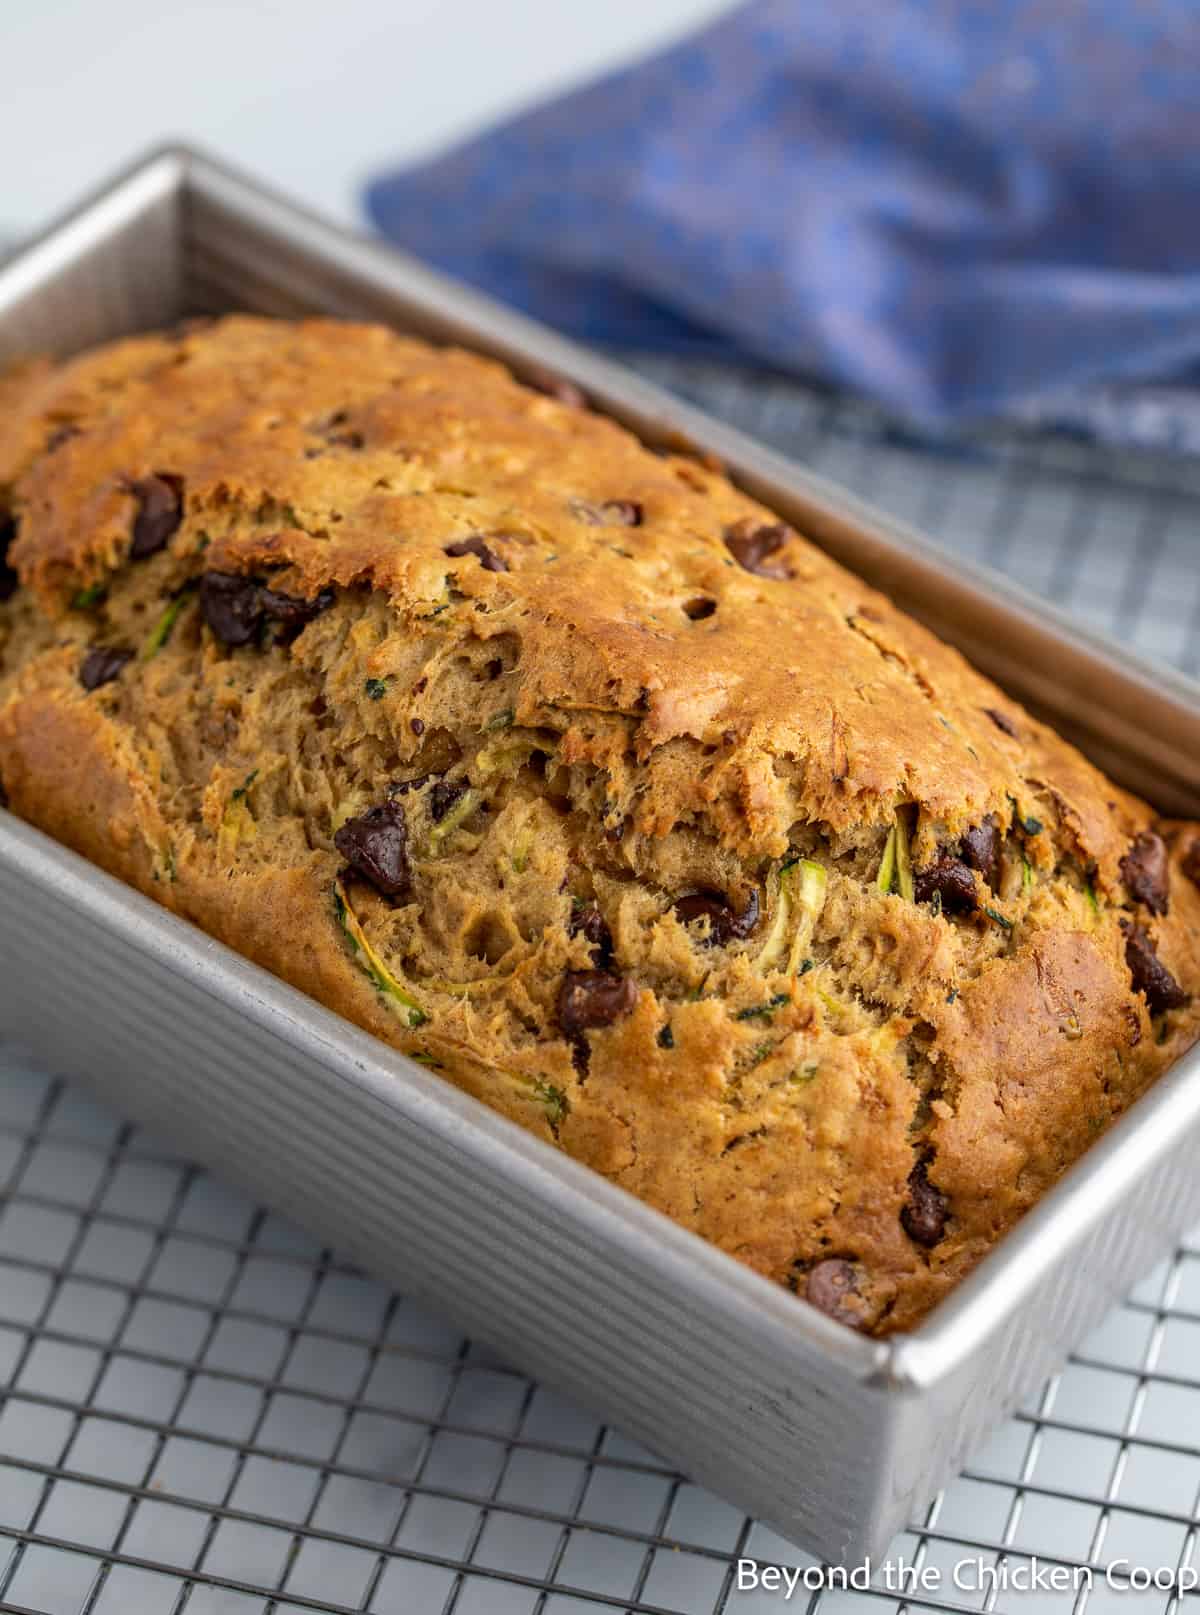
[2,147,1200,1565]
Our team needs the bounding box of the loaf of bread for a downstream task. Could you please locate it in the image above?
[2,317,1198,1334]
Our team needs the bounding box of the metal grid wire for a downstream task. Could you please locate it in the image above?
[3,367,1200,1615]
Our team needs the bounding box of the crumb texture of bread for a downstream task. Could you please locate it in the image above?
[2,315,1199,1336]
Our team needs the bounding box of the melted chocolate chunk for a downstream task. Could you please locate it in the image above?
[984,707,1018,737]
[960,817,1001,891]
[724,519,791,579]
[0,515,16,601]
[1122,920,1189,1015]
[673,887,761,944]
[913,854,978,914]
[129,475,184,559]
[570,497,643,527]
[334,799,411,899]
[259,585,336,627]
[557,969,637,1037]
[901,1160,948,1248]
[805,1258,864,1327]
[199,572,263,645]
[443,535,508,572]
[429,778,469,822]
[682,596,717,620]
[200,569,332,644]
[568,904,614,967]
[79,645,134,691]
[1121,830,1170,916]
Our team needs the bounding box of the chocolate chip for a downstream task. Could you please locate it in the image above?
[334,799,411,899]
[569,903,613,966]
[673,887,761,944]
[900,1160,948,1248]
[914,854,978,914]
[570,498,643,527]
[805,1258,863,1327]
[960,817,1001,891]
[1182,836,1200,891]
[984,707,1018,737]
[916,822,1004,906]
[443,535,508,573]
[129,475,183,559]
[1121,830,1170,916]
[557,969,637,1038]
[259,585,336,627]
[0,515,16,601]
[724,519,791,579]
[429,778,468,822]
[199,572,263,645]
[410,717,425,736]
[733,888,761,936]
[683,597,717,620]
[79,646,134,691]
[1122,920,1189,1015]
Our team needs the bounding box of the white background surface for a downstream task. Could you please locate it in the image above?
[0,0,731,240]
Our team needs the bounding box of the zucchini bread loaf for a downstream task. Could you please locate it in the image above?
[2,316,1199,1335]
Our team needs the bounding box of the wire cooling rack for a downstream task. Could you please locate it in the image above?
[2,364,1200,1615]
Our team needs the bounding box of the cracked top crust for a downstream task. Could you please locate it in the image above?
[2,314,1199,1335]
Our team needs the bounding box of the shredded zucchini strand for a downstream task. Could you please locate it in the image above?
[334,878,426,1027]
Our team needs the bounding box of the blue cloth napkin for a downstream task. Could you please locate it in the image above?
[366,0,1200,426]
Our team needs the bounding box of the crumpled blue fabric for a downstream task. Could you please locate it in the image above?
[365,0,1200,425]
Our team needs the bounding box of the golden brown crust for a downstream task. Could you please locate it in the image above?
[2,314,1199,1335]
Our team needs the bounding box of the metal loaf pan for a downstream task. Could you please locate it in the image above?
[3,146,1200,1566]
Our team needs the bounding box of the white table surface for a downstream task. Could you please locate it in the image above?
[1,0,732,241]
